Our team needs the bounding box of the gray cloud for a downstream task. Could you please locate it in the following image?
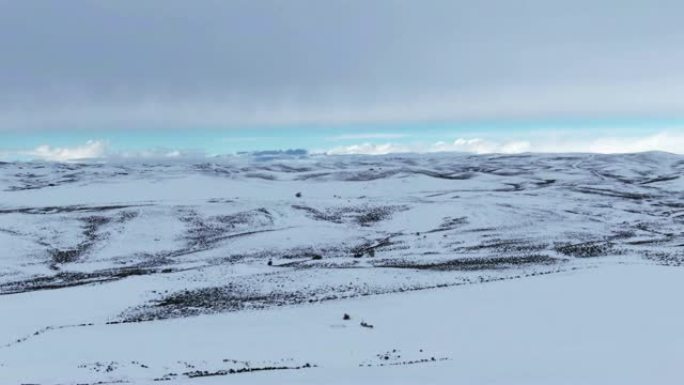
[1,0,683,129]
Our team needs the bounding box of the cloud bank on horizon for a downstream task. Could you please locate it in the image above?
[1,0,684,132]
[326,132,684,156]
[3,130,682,162]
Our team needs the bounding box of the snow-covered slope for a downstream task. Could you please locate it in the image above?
[0,152,682,384]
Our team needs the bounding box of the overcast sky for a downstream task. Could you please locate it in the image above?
[2,0,684,130]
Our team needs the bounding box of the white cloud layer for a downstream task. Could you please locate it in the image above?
[11,141,204,162]
[25,140,108,162]
[325,132,684,155]
[4,131,682,162]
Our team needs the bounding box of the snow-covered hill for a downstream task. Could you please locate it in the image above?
[0,152,682,384]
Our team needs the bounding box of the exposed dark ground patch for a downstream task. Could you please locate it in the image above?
[182,363,315,379]
[458,239,549,254]
[0,265,176,295]
[179,208,274,249]
[426,216,469,233]
[642,250,684,266]
[554,241,617,258]
[123,284,311,322]
[360,349,449,368]
[291,204,344,223]
[572,186,656,201]
[351,237,393,258]
[120,264,574,323]
[0,204,143,215]
[47,215,112,266]
[377,255,561,271]
[291,204,407,226]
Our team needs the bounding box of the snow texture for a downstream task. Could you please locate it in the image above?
[0,151,682,384]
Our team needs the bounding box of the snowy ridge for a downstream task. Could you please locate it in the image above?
[0,152,682,384]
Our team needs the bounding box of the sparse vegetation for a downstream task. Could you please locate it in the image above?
[554,242,615,258]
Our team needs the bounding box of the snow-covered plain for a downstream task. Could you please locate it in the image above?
[0,152,682,384]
